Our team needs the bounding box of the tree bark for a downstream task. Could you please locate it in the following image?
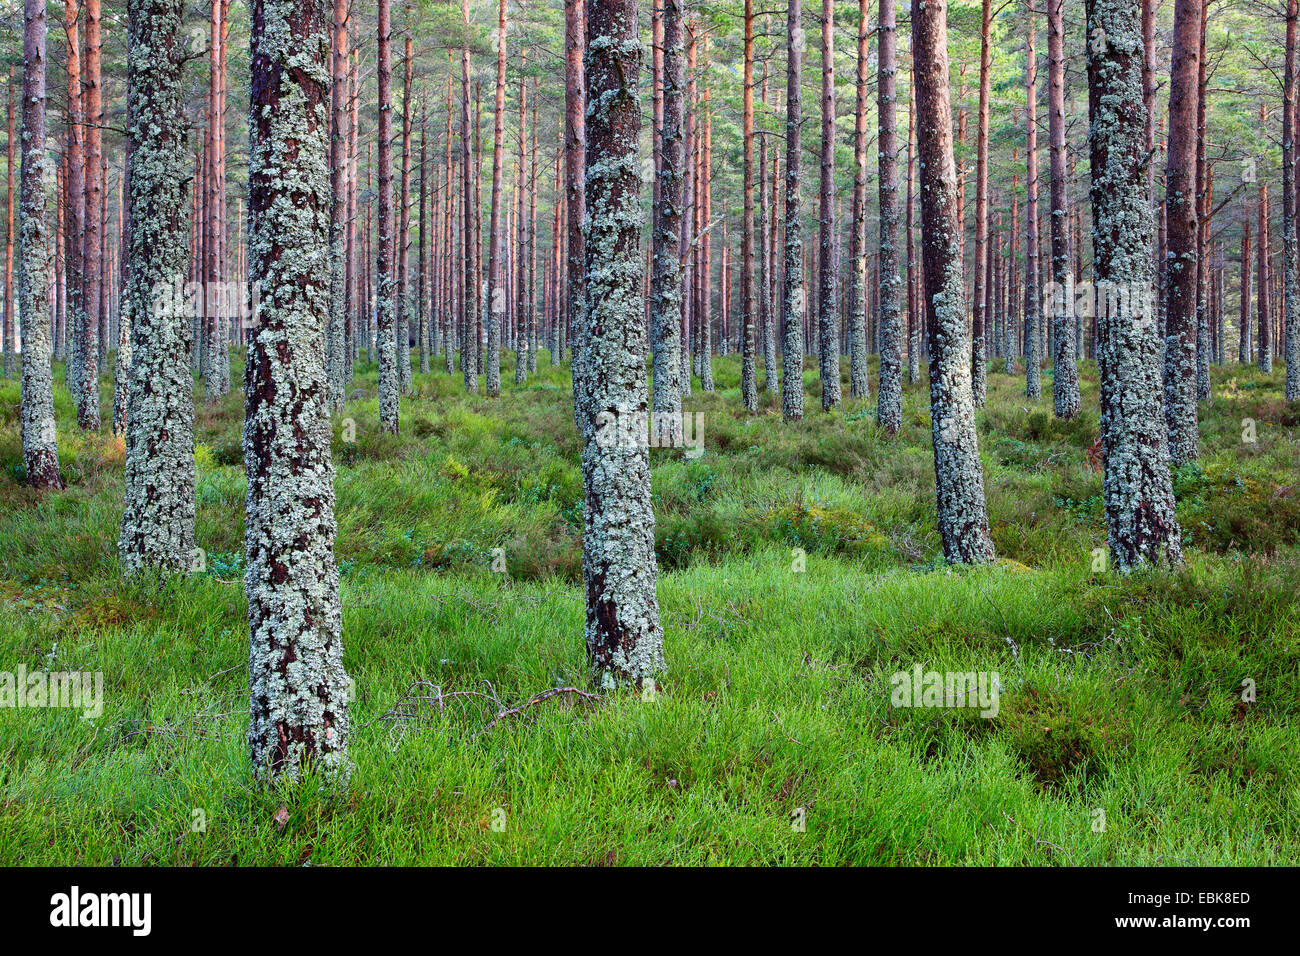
[397,13,414,395]
[1047,0,1079,417]
[1162,0,1202,465]
[817,0,841,410]
[376,0,399,431]
[1024,2,1042,402]
[1285,0,1300,399]
[485,0,508,396]
[849,0,869,399]
[18,0,62,489]
[651,0,684,428]
[581,0,665,689]
[246,0,349,782]
[565,0,586,421]
[912,0,996,564]
[971,0,992,407]
[780,0,805,421]
[119,0,195,576]
[1086,0,1183,568]
[876,0,902,433]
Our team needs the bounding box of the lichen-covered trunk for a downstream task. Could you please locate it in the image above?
[64,1,85,411]
[246,0,349,782]
[1047,0,1079,418]
[848,0,869,400]
[119,0,195,574]
[79,0,104,431]
[417,109,429,376]
[740,0,758,412]
[1284,0,1300,401]
[326,0,348,410]
[780,0,805,422]
[817,0,841,412]
[1086,0,1183,569]
[912,0,996,565]
[4,86,14,381]
[375,0,399,431]
[971,0,992,408]
[396,26,414,396]
[514,62,530,386]
[1162,0,1202,466]
[1023,3,1041,402]
[565,0,586,421]
[1193,6,1209,403]
[651,0,683,428]
[876,0,902,434]
[581,0,665,689]
[484,0,508,397]
[18,0,63,490]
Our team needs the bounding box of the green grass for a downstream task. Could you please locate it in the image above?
[0,350,1296,864]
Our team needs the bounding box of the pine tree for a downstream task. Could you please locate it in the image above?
[119,0,195,575]
[581,0,665,689]
[780,0,805,423]
[18,0,63,490]
[912,0,996,565]
[246,0,349,782]
[876,0,902,434]
[1086,0,1183,568]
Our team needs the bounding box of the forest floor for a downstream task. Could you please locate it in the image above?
[0,350,1297,865]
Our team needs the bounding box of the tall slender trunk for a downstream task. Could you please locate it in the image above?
[818,0,841,410]
[461,0,478,390]
[1285,0,1300,399]
[119,0,195,575]
[515,55,530,385]
[64,1,84,406]
[971,0,992,407]
[906,95,919,384]
[1087,0,1183,568]
[19,0,62,489]
[484,0,508,396]
[740,0,758,411]
[1047,0,1079,417]
[565,0,586,421]
[417,105,429,375]
[651,0,683,424]
[581,0,664,689]
[327,0,349,407]
[1023,2,1041,401]
[376,0,399,431]
[1240,214,1251,363]
[396,13,414,395]
[849,0,870,399]
[1194,2,1209,402]
[876,0,902,433]
[1162,0,1202,465]
[781,0,804,422]
[912,0,995,565]
[246,0,348,782]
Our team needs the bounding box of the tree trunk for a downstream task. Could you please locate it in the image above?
[971,0,992,407]
[1240,214,1251,364]
[515,56,530,385]
[1285,0,1300,400]
[1047,0,1079,417]
[565,0,586,421]
[327,0,349,407]
[817,0,841,410]
[849,0,869,399]
[876,0,902,433]
[64,0,84,409]
[1162,0,1202,465]
[581,0,665,689]
[651,0,684,427]
[18,0,62,489]
[1086,0,1183,568]
[912,0,995,565]
[246,0,349,782]
[484,0,508,397]
[375,0,399,431]
[461,0,478,390]
[1023,2,1041,402]
[740,0,758,411]
[119,0,195,575]
[396,15,414,395]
